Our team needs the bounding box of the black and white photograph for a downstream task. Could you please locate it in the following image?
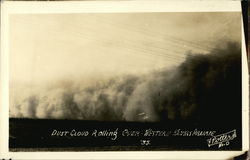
[0,1,249,159]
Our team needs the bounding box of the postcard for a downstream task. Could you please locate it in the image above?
[0,1,249,159]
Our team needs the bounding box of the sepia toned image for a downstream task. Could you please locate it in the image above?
[7,11,244,152]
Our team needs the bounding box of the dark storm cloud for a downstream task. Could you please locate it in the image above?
[10,41,241,123]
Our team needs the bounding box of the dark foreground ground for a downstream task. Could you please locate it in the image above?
[9,118,242,151]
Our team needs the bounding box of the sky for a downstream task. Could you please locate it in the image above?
[9,12,241,85]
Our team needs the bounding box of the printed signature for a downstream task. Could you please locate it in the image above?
[207,130,236,148]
